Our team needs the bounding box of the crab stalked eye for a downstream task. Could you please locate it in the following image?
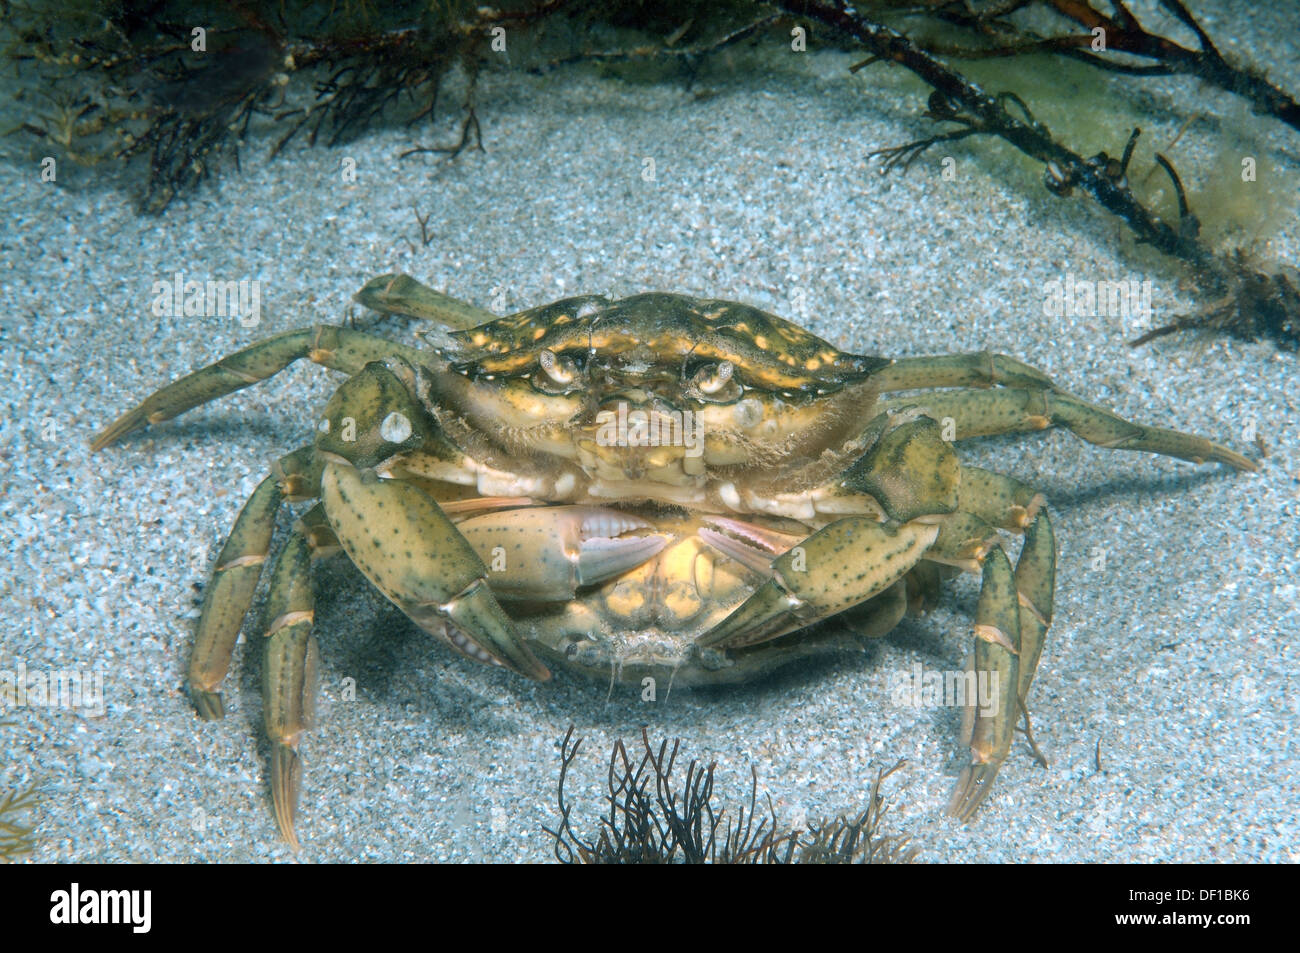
[532,348,581,393]
[539,348,576,385]
[693,361,734,395]
[686,360,741,403]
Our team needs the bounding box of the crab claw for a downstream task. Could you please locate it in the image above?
[698,516,938,650]
[697,516,805,575]
[319,462,549,681]
[456,506,668,601]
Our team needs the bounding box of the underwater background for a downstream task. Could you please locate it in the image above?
[1,0,1297,861]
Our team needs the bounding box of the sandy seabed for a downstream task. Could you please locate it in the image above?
[2,2,1297,862]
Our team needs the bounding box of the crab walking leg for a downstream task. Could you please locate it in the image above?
[925,467,1050,572]
[187,448,321,720]
[957,467,1046,531]
[261,533,320,851]
[353,273,499,330]
[188,475,281,720]
[872,351,1059,393]
[319,461,550,681]
[904,560,951,615]
[929,483,1047,574]
[947,546,1022,822]
[293,502,341,557]
[1013,511,1056,766]
[696,518,939,650]
[90,326,424,451]
[880,389,1256,471]
[851,579,911,639]
[927,511,1000,572]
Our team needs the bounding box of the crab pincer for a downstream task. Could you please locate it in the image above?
[455,506,668,601]
[319,462,550,681]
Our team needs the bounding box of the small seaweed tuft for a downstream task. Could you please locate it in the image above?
[0,720,38,862]
[795,760,919,865]
[544,726,917,865]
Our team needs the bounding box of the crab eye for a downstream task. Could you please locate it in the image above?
[533,349,580,393]
[693,361,734,394]
[687,361,740,402]
[539,349,575,384]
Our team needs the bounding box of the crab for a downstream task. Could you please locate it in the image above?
[92,274,1256,849]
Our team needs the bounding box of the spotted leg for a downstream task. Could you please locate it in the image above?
[947,545,1021,821]
[1012,511,1055,768]
[188,447,319,719]
[871,350,1254,470]
[881,388,1256,470]
[872,351,1060,393]
[924,467,1046,572]
[260,532,319,851]
[353,273,498,330]
[946,509,1055,820]
[90,326,423,451]
[957,466,1046,530]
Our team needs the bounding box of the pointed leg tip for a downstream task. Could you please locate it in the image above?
[509,651,552,683]
[279,822,302,853]
[281,821,302,853]
[271,743,303,852]
[945,762,1001,823]
[190,688,226,721]
[89,414,139,452]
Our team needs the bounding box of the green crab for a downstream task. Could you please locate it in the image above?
[92,274,1256,848]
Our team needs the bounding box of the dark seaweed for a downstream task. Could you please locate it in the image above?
[8,0,1295,344]
[781,0,1299,347]
[544,726,918,864]
[0,720,37,862]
